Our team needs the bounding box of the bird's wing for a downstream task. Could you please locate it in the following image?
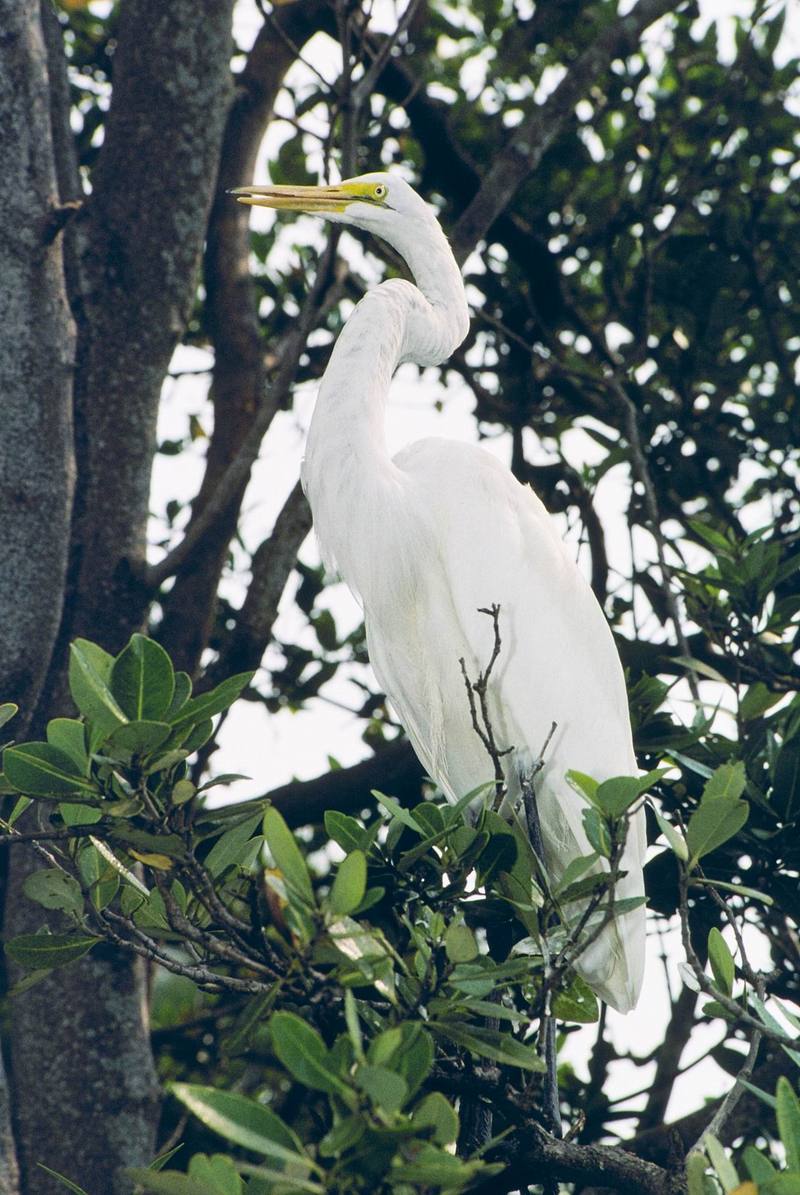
[389,436,646,1011]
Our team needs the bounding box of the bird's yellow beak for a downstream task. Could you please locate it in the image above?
[229,178,384,213]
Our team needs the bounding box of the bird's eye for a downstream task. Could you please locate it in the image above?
[374,184,387,200]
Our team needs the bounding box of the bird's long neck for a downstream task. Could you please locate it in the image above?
[301,217,468,597]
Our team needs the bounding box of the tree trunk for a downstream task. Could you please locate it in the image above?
[0,0,74,725]
[1,3,235,1190]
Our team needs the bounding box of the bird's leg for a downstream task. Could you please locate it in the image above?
[519,766,563,1143]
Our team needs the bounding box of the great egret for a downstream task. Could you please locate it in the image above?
[233,173,646,1015]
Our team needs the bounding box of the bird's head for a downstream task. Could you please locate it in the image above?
[230,171,440,257]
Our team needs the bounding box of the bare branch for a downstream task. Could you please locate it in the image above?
[691,1017,762,1153]
[208,481,313,686]
[471,1120,685,1195]
[148,244,346,593]
[458,604,514,804]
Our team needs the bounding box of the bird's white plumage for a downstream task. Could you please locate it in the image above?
[261,172,647,1012]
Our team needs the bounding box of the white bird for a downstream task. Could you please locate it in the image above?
[234,173,646,1013]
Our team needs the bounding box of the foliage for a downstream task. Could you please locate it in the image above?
[0,635,653,1191]
[3,0,799,1190]
[4,626,800,1190]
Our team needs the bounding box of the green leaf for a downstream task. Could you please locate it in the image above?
[688,519,735,554]
[686,797,749,867]
[707,928,735,996]
[329,850,367,916]
[740,1079,777,1110]
[743,1146,778,1184]
[263,809,315,907]
[110,827,185,858]
[354,886,385,915]
[145,749,190,776]
[105,720,173,759]
[739,683,782,721]
[46,718,88,772]
[693,877,773,905]
[356,1064,408,1113]
[582,806,611,858]
[318,1115,365,1157]
[127,1168,235,1195]
[269,1011,352,1098]
[777,1078,800,1171]
[444,922,479,963]
[566,770,598,804]
[168,672,253,730]
[396,1144,494,1186]
[187,1155,244,1195]
[674,656,728,684]
[324,810,367,854]
[233,1164,324,1194]
[179,718,214,754]
[773,739,800,824]
[368,1026,402,1067]
[344,989,365,1062]
[225,986,281,1058]
[652,806,689,861]
[412,1092,460,1146]
[390,1024,434,1101]
[110,634,175,721]
[553,852,599,896]
[448,957,534,997]
[430,1023,545,1071]
[35,1165,91,1195]
[557,871,610,906]
[762,1175,800,1195]
[372,790,424,833]
[165,672,192,719]
[5,932,99,971]
[593,770,665,818]
[686,1151,708,1195]
[204,812,262,878]
[68,639,127,747]
[170,1084,309,1167]
[704,1133,739,1192]
[327,916,396,1001]
[5,795,32,827]
[171,779,195,805]
[3,742,98,799]
[0,703,17,730]
[552,975,599,1023]
[23,868,85,916]
[702,762,747,804]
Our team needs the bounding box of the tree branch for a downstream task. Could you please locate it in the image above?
[155,0,331,675]
[451,0,688,262]
[473,1122,685,1195]
[208,481,313,686]
[267,739,424,828]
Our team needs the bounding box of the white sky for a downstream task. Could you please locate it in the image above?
[149,0,800,1131]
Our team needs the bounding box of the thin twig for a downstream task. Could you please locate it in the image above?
[350,0,422,110]
[677,868,796,1048]
[253,0,334,92]
[690,1017,762,1153]
[458,604,514,805]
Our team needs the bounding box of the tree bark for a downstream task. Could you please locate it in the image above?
[0,0,74,726]
[51,0,234,660]
[158,0,329,675]
[3,5,236,1191]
